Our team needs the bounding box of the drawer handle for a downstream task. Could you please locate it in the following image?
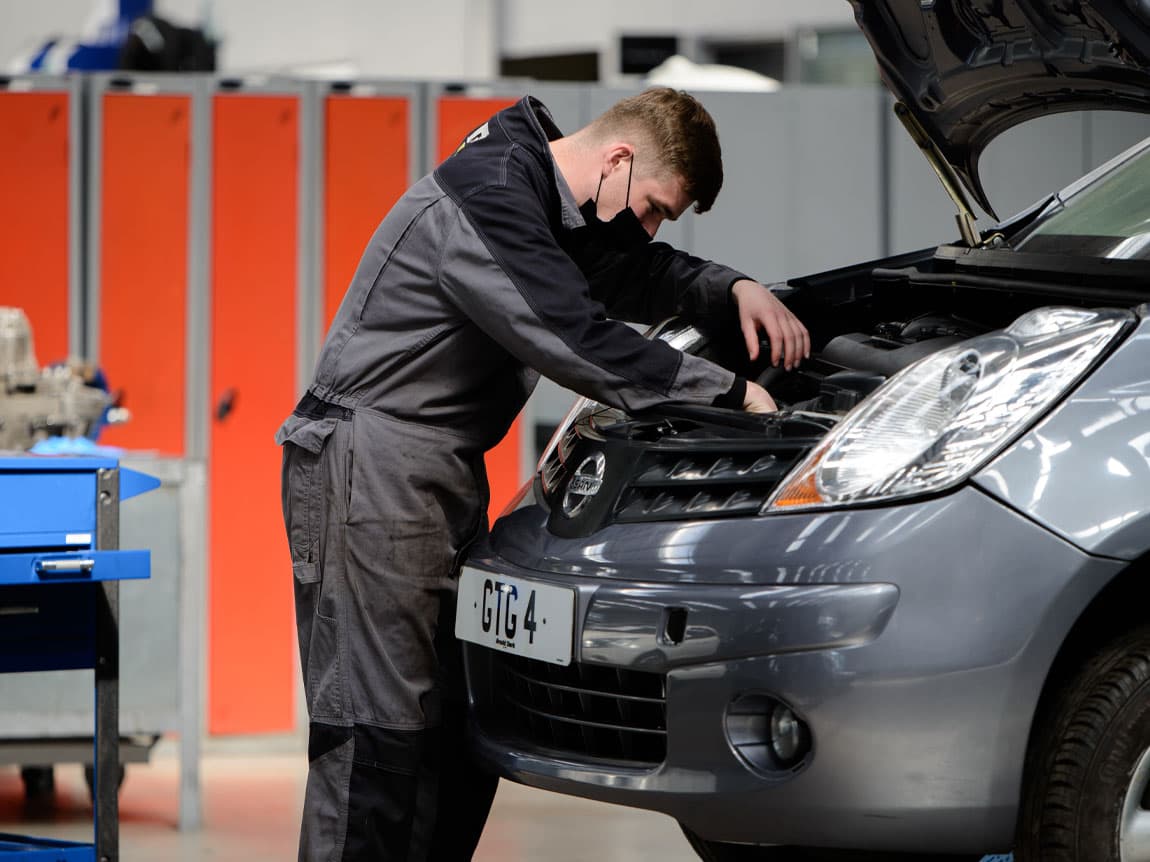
[36,558,96,577]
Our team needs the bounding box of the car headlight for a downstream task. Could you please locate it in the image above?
[764,307,1133,513]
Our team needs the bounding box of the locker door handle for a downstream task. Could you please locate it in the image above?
[215,388,238,422]
[36,559,96,577]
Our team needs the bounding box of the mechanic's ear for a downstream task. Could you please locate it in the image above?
[604,143,633,171]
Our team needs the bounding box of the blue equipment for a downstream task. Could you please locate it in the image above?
[0,455,156,861]
[27,1,153,72]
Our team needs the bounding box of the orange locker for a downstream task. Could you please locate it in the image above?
[0,87,74,364]
[323,94,412,329]
[97,91,191,455]
[436,96,517,164]
[209,90,300,734]
[436,95,522,518]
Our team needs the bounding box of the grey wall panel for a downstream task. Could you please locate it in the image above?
[977,112,1085,222]
[887,103,965,255]
[518,82,588,136]
[788,86,883,277]
[683,90,789,283]
[1085,110,1150,171]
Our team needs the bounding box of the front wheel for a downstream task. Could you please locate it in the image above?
[1017,624,1150,861]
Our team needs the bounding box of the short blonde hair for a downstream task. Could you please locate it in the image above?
[588,87,723,214]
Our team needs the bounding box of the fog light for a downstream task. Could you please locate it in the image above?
[725,693,811,775]
[769,705,803,764]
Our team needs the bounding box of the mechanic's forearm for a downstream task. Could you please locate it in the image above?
[594,244,750,324]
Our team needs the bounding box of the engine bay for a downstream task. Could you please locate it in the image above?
[680,247,1150,420]
[664,306,990,423]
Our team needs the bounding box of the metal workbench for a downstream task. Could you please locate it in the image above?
[0,455,155,862]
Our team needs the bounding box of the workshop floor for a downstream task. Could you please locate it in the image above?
[0,738,697,860]
[0,739,1017,860]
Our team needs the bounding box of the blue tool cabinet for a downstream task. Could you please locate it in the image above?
[0,456,156,862]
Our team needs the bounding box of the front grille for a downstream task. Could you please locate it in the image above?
[615,447,799,522]
[540,408,834,537]
[489,652,667,766]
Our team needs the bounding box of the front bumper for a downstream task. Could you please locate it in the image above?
[462,485,1125,854]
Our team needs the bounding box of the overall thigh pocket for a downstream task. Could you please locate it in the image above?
[282,428,345,719]
[282,443,324,566]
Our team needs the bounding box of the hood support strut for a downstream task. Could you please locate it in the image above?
[893,102,982,248]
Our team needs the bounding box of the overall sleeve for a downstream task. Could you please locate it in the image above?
[574,240,750,326]
[435,153,744,413]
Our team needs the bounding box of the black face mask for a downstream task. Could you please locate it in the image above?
[577,199,652,254]
[577,158,652,254]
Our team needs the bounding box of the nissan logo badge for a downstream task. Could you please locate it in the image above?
[563,452,606,517]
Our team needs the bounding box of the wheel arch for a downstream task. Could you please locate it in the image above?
[1019,549,1150,791]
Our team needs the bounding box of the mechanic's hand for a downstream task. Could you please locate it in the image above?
[743,380,777,413]
[731,279,810,370]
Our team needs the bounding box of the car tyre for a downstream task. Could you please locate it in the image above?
[1017,624,1150,861]
[680,824,982,861]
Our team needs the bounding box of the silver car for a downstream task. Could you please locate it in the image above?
[455,2,1150,859]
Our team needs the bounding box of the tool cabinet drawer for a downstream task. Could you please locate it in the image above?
[0,551,150,672]
[0,583,99,673]
[0,472,96,551]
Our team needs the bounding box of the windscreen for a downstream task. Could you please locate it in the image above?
[1015,142,1150,259]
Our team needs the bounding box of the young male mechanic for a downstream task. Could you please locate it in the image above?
[276,88,809,861]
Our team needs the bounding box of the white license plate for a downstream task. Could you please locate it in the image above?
[455,566,575,666]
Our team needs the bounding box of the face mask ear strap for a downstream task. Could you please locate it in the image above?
[595,151,634,207]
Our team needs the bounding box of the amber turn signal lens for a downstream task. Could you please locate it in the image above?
[771,471,824,507]
[768,441,829,509]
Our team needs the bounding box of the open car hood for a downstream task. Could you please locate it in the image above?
[850,0,1150,217]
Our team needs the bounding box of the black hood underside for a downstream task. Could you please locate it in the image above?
[850,0,1150,216]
